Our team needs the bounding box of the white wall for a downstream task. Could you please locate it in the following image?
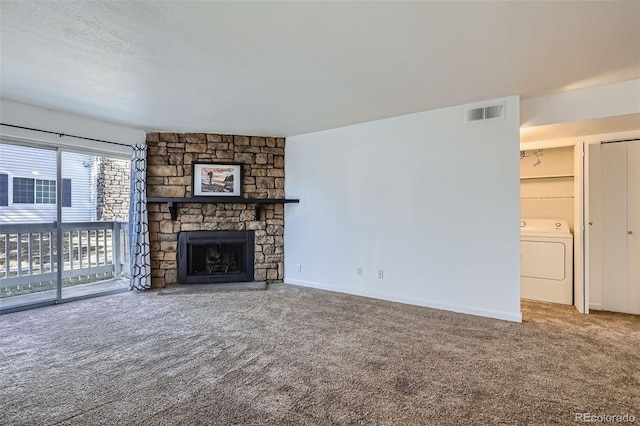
[285,96,521,322]
[0,99,145,156]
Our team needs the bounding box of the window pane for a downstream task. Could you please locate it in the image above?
[61,179,72,207]
[35,179,56,204]
[0,143,56,224]
[61,152,130,300]
[0,143,58,311]
[13,177,34,204]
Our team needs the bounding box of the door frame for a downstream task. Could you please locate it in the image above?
[520,139,586,313]
[585,142,600,312]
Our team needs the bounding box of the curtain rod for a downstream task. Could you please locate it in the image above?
[0,123,133,148]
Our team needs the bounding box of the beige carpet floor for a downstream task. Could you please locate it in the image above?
[1,283,638,425]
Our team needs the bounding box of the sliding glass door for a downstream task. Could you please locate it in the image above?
[0,142,130,311]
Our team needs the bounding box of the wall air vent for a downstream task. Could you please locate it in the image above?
[466,103,506,123]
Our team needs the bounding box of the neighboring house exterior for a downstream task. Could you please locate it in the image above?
[0,143,130,224]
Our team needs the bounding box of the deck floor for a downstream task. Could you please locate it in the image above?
[0,278,129,310]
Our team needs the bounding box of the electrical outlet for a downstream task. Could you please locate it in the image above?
[377,269,384,279]
[296,264,302,272]
[357,267,363,276]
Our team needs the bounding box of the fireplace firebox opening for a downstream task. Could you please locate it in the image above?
[178,231,255,284]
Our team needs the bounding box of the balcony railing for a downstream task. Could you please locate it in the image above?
[0,221,129,293]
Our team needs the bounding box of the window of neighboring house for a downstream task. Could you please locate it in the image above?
[61,179,72,207]
[35,179,56,204]
[3,176,72,207]
[0,174,7,206]
[13,177,36,203]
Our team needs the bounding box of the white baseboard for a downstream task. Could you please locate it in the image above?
[284,279,522,323]
[589,303,602,311]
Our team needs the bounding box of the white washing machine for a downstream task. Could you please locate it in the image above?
[520,219,573,305]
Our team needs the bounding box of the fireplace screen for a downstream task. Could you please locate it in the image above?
[189,243,244,275]
[178,231,255,284]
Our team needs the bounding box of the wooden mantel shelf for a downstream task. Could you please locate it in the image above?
[147,197,300,220]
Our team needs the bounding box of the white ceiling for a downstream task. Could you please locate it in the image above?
[1,1,639,137]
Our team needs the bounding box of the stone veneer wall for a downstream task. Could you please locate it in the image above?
[96,158,130,221]
[145,133,286,288]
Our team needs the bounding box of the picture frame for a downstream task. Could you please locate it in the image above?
[192,163,242,197]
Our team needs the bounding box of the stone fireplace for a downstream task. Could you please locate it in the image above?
[178,230,255,284]
[146,133,285,288]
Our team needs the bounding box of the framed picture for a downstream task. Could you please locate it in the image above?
[192,163,242,197]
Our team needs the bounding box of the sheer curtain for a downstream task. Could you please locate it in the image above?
[129,144,151,290]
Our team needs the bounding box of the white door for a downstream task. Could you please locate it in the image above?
[627,141,640,314]
[600,140,640,314]
[574,142,586,313]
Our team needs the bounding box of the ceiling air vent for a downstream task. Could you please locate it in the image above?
[466,103,505,123]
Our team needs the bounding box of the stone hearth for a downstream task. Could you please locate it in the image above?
[145,133,285,288]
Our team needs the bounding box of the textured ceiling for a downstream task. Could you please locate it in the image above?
[1,1,639,136]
